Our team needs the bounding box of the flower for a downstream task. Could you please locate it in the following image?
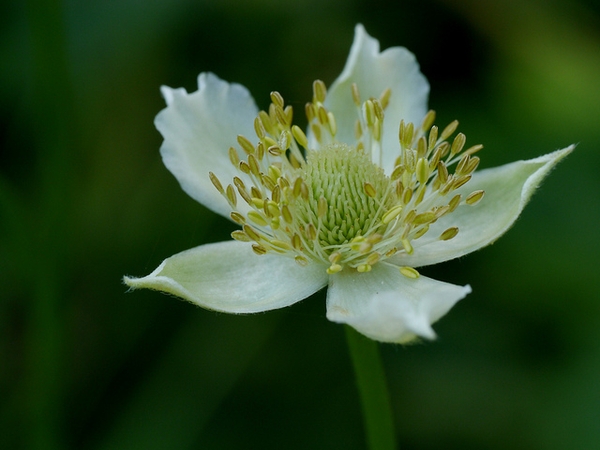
[124,25,572,343]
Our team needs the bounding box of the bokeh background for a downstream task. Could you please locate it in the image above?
[2,0,599,448]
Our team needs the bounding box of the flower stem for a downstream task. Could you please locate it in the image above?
[345,325,396,450]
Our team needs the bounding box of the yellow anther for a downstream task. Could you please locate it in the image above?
[284,105,293,125]
[402,188,413,205]
[452,175,471,190]
[465,156,480,174]
[254,116,266,139]
[231,230,251,242]
[416,157,429,185]
[270,216,280,230]
[209,172,224,194]
[292,177,304,198]
[465,190,485,205]
[317,197,328,218]
[230,212,246,225]
[366,252,381,266]
[327,264,343,274]
[351,83,361,106]
[267,200,280,217]
[292,125,308,148]
[448,194,462,212]
[464,144,484,156]
[400,121,414,148]
[357,264,372,273]
[313,80,327,103]
[417,136,427,159]
[274,105,288,126]
[251,197,264,208]
[363,182,377,198]
[379,87,392,110]
[412,212,436,225]
[402,238,414,254]
[261,173,276,192]
[382,205,403,224]
[311,123,322,143]
[317,105,328,125]
[305,102,315,122]
[256,141,265,160]
[437,161,449,184]
[295,255,309,266]
[228,147,240,166]
[399,266,420,279]
[268,164,281,181]
[440,120,459,140]
[259,110,273,134]
[248,211,269,227]
[456,154,470,175]
[238,161,251,174]
[421,110,436,132]
[226,184,237,206]
[270,239,292,251]
[364,100,376,126]
[428,126,438,151]
[237,135,255,154]
[248,154,260,176]
[279,130,291,151]
[366,234,383,244]
[327,112,337,136]
[372,99,384,121]
[270,91,284,107]
[291,233,302,250]
[243,224,261,241]
[439,227,459,241]
[281,204,293,224]
[413,224,429,239]
[328,252,341,264]
[451,132,466,157]
[391,165,404,181]
[306,223,317,240]
[268,145,282,156]
[252,244,267,255]
[359,242,373,253]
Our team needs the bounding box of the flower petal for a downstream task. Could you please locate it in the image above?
[326,264,470,343]
[156,73,258,218]
[396,146,574,268]
[325,24,430,174]
[124,241,329,313]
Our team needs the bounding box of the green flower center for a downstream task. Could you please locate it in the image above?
[209,80,485,275]
[297,143,392,248]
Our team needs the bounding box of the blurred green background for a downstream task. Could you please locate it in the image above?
[2,0,599,448]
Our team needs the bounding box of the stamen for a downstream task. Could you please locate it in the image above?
[399,266,420,279]
[209,80,483,274]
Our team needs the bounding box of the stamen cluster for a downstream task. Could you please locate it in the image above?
[209,80,485,276]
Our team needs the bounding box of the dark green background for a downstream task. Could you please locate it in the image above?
[2,0,599,448]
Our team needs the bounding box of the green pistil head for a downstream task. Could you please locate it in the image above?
[297,143,393,248]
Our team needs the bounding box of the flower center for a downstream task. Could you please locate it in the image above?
[297,143,392,247]
[209,80,485,275]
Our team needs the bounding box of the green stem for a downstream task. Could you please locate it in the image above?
[345,325,396,450]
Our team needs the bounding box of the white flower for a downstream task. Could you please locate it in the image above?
[124,25,572,343]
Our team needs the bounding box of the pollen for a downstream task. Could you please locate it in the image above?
[212,79,484,274]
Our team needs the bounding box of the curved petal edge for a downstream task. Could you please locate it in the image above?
[124,241,329,314]
[326,263,471,343]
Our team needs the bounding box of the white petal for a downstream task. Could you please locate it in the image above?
[156,73,258,218]
[325,24,430,173]
[124,241,329,313]
[395,146,574,268]
[326,264,470,343]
